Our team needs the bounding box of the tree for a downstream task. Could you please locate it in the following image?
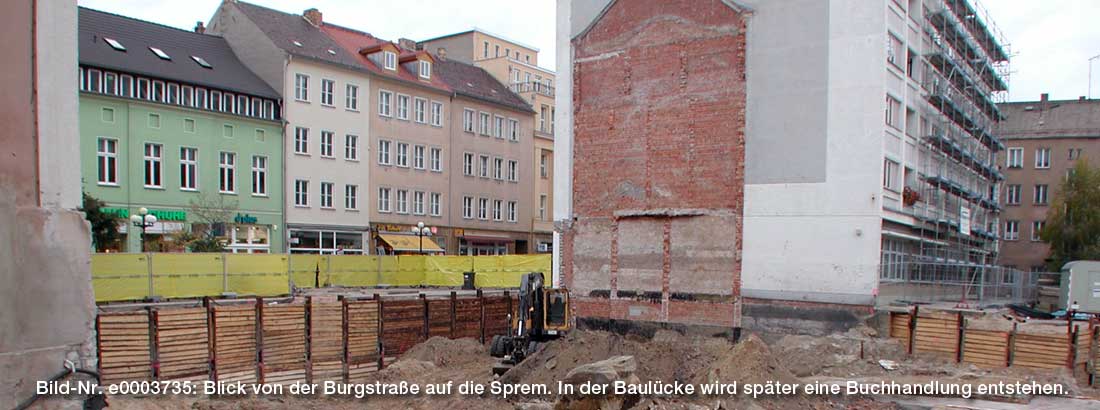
[1040,158,1100,270]
[81,193,122,252]
[174,193,239,252]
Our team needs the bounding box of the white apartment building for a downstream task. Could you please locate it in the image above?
[210,3,373,253]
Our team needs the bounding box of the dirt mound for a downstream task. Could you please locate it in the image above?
[400,336,488,367]
[697,334,798,386]
[773,327,908,377]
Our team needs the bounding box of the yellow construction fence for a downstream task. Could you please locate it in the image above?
[91,253,552,302]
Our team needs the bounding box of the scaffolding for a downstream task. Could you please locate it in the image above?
[884,0,1011,306]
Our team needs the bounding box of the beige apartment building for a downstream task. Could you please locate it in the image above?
[421,29,556,252]
[997,95,1100,273]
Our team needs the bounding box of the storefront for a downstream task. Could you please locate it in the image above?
[455,229,527,255]
[288,227,368,254]
[371,223,449,255]
[105,207,283,253]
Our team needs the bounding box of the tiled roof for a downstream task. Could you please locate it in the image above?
[231,1,365,72]
[997,99,1100,140]
[78,7,278,99]
[321,24,452,93]
[436,59,533,113]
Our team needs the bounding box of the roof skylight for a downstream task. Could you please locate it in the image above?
[149,47,171,60]
[104,37,126,51]
[327,49,336,55]
[293,41,303,47]
[191,56,212,69]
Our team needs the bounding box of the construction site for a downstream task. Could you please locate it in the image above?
[6,0,1100,409]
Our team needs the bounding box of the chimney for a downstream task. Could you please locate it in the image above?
[1080,96,1087,101]
[1040,93,1049,102]
[194,21,205,34]
[303,8,322,27]
[436,47,447,61]
[398,38,416,51]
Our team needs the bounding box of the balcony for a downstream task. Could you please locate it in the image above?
[510,81,555,98]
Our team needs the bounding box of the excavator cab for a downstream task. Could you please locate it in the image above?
[490,272,569,375]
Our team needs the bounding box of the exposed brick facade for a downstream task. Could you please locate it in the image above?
[564,0,747,329]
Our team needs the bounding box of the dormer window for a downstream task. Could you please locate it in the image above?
[419,60,431,79]
[383,51,397,70]
[104,37,126,51]
[149,47,171,60]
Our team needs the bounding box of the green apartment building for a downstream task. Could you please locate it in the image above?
[79,8,285,253]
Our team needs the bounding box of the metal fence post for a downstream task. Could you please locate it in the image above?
[146,252,154,299]
[222,254,229,294]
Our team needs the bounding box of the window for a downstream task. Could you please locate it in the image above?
[295,74,309,101]
[192,55,212,69]
[378,140,391,165]
[483,41,489,58]
[1005,184,1020,205]
[413,145,426,169]
[320,131,334,158]
[508,119,519,141]
[508,160,518,182]
[463,153,474,176]
[149,47,171,60]
[152,81,165,102]
[378,187,391,212]
[479,112,491,135]
[493,157,504,180]
[345,135,358,160]
[180,147,198,190]
[495,45,500,57]
[120,75,133,97]
[479,155,490,178]
[1031,220,1045,242]
[886,33,903,68]
[105,37,126,51]
[906,48,918,79]
[345,84,359,110]
[319,182,334,208]
[181,85,193,106]
[223,124,233,138]
[320,79,335,106]
[1007,147,1023,168]
[294,127,309,154]
[219,152,236,193]
[396,189,408,214]
[885,95,902,129]
[383,51,397,70]
[430,101,443,126]
[294,180,309,207]
[419,60,431,79]
[251,156,267,196]
[1069,148,1082,160]
[1004,220,1019,240]
[463,109,476,132]
[1033,184,1048,205]
[540,105,549,132]
[492,200,503,221]
[143,143,162,188]
[883,159,900,192]
[396,94,410,120]
[396,142,409,167]
[462,196,473,219]
[430,148,442,172]
[194,87,206,108]
[430,193,441,216]
[1035,148,1051,168]
[138,78,150,100]
[478,198,489,220]
[345,185,358,210]
[494,116,505,138]
[378,90,394,117]
[413,191,425,215]
[540,152,549,178]
[165,83,179,104]
[539,195,547,220]
[507,201,517,222]
[414,98,427,123]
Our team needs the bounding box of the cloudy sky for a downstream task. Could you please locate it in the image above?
[78,0,1100,103]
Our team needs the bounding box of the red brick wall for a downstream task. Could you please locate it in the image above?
[565,0,747,329]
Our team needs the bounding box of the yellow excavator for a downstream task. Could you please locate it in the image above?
[489,272,570,375]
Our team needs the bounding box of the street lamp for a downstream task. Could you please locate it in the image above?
[129,207,157,252]
[411,221,433,255]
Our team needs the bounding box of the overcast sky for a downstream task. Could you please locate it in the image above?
[78,0,1100,103]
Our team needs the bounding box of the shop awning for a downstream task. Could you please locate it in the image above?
[377,234,444,253]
